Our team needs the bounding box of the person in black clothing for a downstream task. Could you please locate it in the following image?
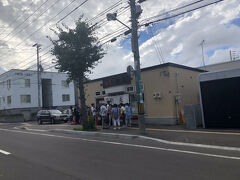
[74,105,80,124]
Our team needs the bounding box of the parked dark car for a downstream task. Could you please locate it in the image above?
[37,110,68,125]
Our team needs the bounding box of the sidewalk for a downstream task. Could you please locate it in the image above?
[22,122,240,148]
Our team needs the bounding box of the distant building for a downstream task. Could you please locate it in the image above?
[199,59,240,71]
[0,69,75,120]
[80,63,204,125]
[199,68,240,128]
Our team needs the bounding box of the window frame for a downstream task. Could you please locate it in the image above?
[7,96,11,104]
[62,94,70,102]
[24,79,30,88]
[20,95,31,103]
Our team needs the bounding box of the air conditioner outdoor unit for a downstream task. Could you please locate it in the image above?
[153,92,162,99]
[155,92,162,98]
[153,93,156,98]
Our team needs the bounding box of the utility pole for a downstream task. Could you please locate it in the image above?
[129,0,145,134]
[106,0,146,134]
[230,50,233,61]
[33,43,41,108]
[200,40,206,70]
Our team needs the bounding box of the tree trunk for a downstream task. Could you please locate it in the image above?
[78,75,88,130]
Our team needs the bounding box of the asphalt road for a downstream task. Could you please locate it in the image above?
[0,123,240,180]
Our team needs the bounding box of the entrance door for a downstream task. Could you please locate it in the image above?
[42,79,53,108]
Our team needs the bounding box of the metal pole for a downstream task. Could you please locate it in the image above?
[230,50,233,61]
[36,44,41,108]
[200,40,206,70]
[129,0,145,134]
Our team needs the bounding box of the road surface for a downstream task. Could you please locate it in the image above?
[0,123,240,180]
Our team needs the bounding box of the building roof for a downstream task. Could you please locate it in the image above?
[0,68,67,78]
[86,62,205,83]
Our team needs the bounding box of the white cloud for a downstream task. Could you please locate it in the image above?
[0,0,239,79]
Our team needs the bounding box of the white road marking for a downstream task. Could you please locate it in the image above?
[0,128,240,160]
[14,126,48,132]
[10,126,240,152]
[0,149,11,155]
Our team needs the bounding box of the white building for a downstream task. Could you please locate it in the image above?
[0,69,75,119]
[198,59,240,71]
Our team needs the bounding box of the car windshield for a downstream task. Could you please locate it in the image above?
[49,110,62,114]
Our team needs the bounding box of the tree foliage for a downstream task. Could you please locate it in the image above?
[49,18,105,80]
[48,17,105,130]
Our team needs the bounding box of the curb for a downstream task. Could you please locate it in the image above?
[19,126,240,152]
[50,129,140,140]
[49,129,240,152]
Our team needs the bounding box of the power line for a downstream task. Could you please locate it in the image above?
[140,0,224,27]
[0,0,87,60]
[0,1,35,36]
[1,0,126,65]
[56,0,89,24]
[14,0,89,49]
[0,0,52,41]
[4,0,65,44]
[1,1,129,71]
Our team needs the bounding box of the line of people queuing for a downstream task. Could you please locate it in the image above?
[68,105,81,125]
[91,102,132,130]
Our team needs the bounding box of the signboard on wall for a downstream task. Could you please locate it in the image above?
[104,94,129,105]
[102,73,131,88]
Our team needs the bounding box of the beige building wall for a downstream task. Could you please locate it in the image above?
[141,66,201,124]
[83,80,104,106]
[168,66,201,117]
[80,64,203,125]
[141,66,174,118]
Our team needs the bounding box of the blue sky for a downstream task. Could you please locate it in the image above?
[120,14,240,61]
[120,18,178,51]
[231,17,240,27]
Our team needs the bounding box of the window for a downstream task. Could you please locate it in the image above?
[62,94,70,102]
[102,91,105,95]
[61,80,69,88]
[24,79,30,88]
[95,91,101,96]
[126,86,135,93]
[0,81,4,88]
[20,95,31,103]
[7,96,11,104]
[7,79,11,89]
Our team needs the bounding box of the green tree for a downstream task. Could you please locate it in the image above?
[48,17,105,130]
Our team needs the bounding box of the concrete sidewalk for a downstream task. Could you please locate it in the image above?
[19,122,240,148]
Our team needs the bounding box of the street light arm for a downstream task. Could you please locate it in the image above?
[115,19,131,30]
[107,13,131,30]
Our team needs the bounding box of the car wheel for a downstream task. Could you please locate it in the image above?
[38,118,42,125]
[51,118,55,124]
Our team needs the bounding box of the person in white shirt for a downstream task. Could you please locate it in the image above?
[100,104,107,128]
[111,104,120,130]
[91,103,96,116]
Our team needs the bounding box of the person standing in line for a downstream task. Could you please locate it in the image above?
[91,103,96,125]
[100,103,107,129]
[73,106,79,125]
[125,103,132,127]
[68,106,73,124]
[107,102,112,127]
[120,104,126,127]
[111,104,120,130]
